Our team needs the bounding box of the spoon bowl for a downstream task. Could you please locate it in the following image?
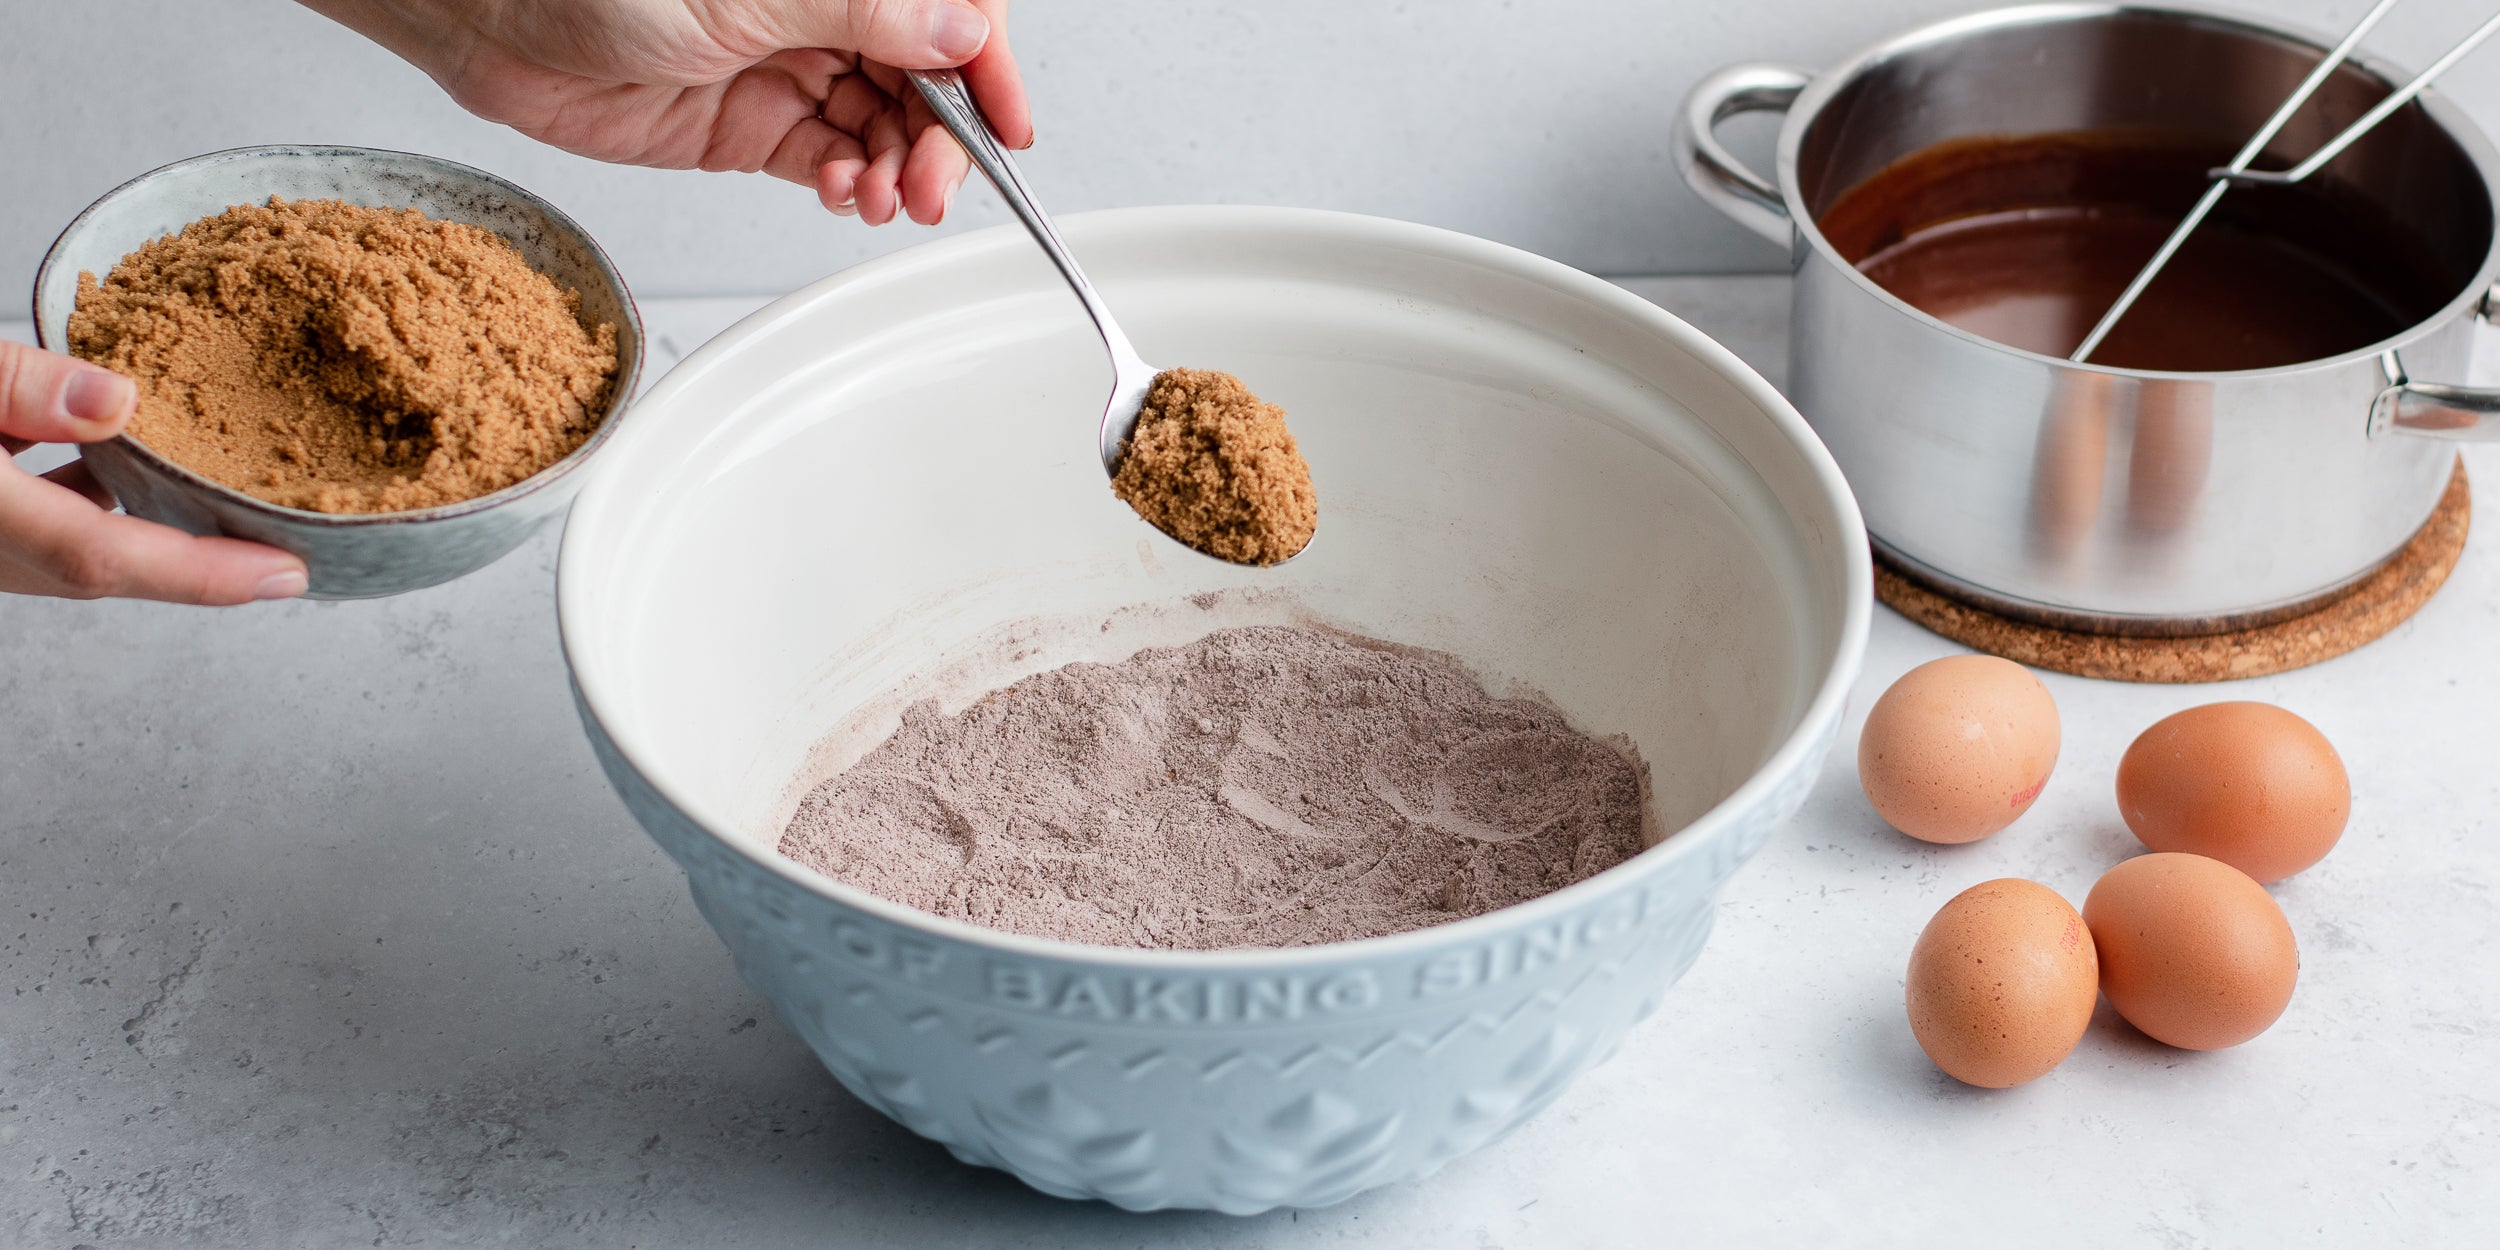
[1095,348,1157,478]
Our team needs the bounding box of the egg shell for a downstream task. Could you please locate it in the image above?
[1906,878,2099,1087]
[1858,655,2061,844]
[2117,702,2350,883]
[2084,852,2298,1051]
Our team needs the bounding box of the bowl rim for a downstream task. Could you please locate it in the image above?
[557,204,1873,971]
[30,143,645,528]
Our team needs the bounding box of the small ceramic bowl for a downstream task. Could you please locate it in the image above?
[31,145,642,600]
[559,207,1870,1212]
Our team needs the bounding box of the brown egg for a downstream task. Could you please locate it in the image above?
[1906,878,2099,1087]
[1858,655,2060,843]
[2084,853,2298,1050]
[2116,702,2350,882]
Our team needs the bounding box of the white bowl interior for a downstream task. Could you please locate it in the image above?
[564,210,1852,874]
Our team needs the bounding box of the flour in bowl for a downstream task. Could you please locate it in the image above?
[777,625,1650,950]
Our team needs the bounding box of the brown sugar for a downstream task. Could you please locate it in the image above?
[66,198,618,514]
[1110,368,1317,565]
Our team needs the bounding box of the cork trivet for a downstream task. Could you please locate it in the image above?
[1878,460,2469,683]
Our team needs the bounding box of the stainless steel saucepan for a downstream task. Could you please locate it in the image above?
[1676,3,2500,633]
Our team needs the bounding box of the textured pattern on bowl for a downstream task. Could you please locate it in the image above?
[584,702,1830,1213]
[557,207,1870,1212]
[31,145,643,600]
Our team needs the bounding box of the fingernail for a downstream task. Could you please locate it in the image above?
[932,2,989,60]
[253,569,308,601]
[943,180,959,219]
[65,368,135,425]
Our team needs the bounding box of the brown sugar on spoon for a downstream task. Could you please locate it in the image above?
[1111,368,1317,565]
[66,197,618,514]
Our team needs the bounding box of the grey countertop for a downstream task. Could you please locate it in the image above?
[5,280,2495,1248]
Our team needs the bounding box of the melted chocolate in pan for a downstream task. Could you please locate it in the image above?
[1819,132,2457,372]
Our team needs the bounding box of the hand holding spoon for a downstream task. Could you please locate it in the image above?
[908,68,1152,477]
[907,69,1315,567]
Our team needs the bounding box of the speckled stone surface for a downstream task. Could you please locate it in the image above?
[6,283,2496,1246]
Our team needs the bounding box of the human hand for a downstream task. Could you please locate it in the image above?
[304,0,1033,226]
[0,342,307,603]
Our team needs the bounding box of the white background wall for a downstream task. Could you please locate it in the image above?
[8,0,2500,300]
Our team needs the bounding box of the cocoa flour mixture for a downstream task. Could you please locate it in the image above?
[67,198,618,514]
[779,625,1650,949]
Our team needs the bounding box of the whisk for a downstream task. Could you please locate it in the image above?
[2071,0,2500,363]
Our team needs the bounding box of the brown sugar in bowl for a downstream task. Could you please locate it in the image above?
[32,146,643,599]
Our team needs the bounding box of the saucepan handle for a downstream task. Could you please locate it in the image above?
[1672,63,1814,247]
[2372,284,2500,439]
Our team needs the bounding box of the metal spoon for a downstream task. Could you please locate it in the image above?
[907,68,1153,478]
[909,68,1312,567]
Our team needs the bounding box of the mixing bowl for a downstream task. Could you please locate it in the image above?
[558,206,1868,1212]
[32,145,643,599]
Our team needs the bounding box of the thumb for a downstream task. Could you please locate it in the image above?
[0,340,137,444]
[787,0,992,68]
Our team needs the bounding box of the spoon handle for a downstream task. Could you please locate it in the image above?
[908,69,1151,376]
